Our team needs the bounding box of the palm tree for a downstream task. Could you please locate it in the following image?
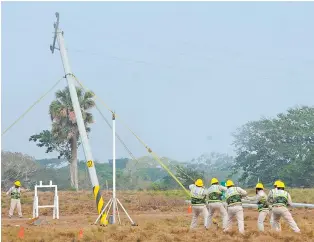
[49,86,95,191]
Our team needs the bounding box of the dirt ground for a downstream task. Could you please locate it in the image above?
[1,191,314,241]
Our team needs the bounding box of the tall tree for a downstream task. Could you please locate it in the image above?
[232,106,314,187]
[29,86,95,190]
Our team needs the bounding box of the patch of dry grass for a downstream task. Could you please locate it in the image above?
[1,190,314,241]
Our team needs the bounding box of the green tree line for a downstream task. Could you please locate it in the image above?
[3,85,313,190]
[232,106,314,187]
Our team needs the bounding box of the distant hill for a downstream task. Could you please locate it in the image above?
[1,151,236,191]
[125,155,181,171]
[36,158,68,169]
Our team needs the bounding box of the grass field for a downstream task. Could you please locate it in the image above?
[1,189,314,241]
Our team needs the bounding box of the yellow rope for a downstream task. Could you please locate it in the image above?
[2,77,64,136]
[150,152,189,195]
[174,164,196,182]
[73,75,190,196]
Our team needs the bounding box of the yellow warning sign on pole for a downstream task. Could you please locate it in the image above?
[87,160,94,167]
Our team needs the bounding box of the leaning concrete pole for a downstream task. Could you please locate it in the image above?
[50,12,107,225]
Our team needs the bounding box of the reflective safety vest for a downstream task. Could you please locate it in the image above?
[273,190,289,207]
[190,185,206,205]
[10,187,21,199]
[257,196,269,212]
[225,187,242,206]
[268,188,277,204]
[207,185,223,203]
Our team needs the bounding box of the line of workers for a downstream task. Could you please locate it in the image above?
[189,178,300,234]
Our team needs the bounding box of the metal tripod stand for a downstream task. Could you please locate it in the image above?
[94,196,136,225]
[94,113,136,226]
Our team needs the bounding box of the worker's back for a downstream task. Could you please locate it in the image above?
[225,187,243,206]
[189,184,206,205]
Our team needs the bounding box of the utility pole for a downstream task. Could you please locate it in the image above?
[112,113,116,224]
[50,12,107,225]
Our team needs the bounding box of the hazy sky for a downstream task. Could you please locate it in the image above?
[2,2,314,163]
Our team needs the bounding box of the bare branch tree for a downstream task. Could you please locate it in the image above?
[1,151,38,190]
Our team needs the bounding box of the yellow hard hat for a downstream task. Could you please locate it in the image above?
[256,183,264,189]
[14,180,21,187]
[274,180,281,186]
[277,181,285,188]
[195,179,204,187]
[226,180,234,187]
[211,177,219,185]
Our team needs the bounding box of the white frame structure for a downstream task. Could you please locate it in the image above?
[33,180,59,219]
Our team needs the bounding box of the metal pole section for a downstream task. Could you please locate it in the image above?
[105,200,113,222]
[51,12,107,225]
[35,185,39,217]
[112,113,116,224]
[116,199,121,225]
[117,198,136,225]
[56,30,97,183]
[33,185,38,218]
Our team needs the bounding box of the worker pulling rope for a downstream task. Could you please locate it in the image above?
[73,75,190,196]
[2,77,64,136]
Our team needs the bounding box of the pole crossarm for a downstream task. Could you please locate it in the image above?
[50,12,60,53]
[2,77,64,136]
[73,76,190,196]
